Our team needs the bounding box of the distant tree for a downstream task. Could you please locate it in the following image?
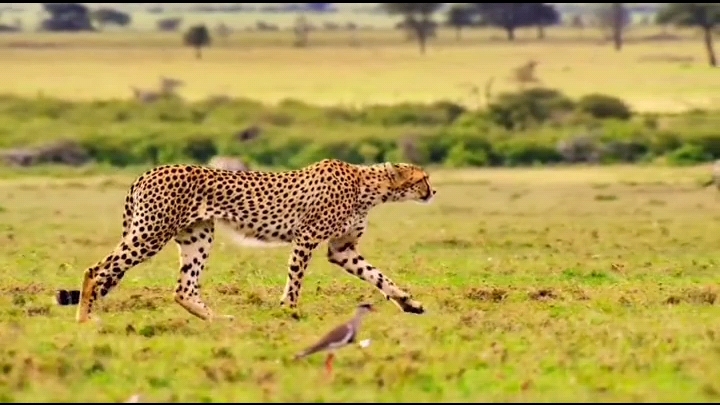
[534,3,560,39]
[214,22,231,45]
[570,14,584,29]
[183,24,211,60]
[445,4,475,41]
[382,3,443,54]
[91,8,131,30]
[657,3,720,67]
[156,17,182,32]
[293,15,311,47]
[474,3,542,41]
[593,4,630,50]
[41,3,94,32]
[612,4,624,51]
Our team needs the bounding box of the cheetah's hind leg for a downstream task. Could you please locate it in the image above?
[173,220,234,322]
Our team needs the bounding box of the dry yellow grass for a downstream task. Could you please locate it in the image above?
[0,27,719,112]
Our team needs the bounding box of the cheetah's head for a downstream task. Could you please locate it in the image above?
[384,162,437,204]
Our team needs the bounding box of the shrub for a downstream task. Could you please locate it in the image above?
[666,144,711,166]
[488,88,575,130]
[576,94,632,120]
[0,91,718,170]
[444,142,489,167]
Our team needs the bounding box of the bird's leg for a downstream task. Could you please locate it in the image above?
[325,352,335,377]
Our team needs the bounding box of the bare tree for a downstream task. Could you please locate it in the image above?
[593,4,630,49]
[612,3,624,51]
[293,15,311,47]
[657,3,720,67]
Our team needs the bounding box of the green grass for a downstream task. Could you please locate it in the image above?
[1,164,720,401]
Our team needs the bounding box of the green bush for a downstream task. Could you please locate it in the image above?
[666,144,712,166]
[576,94,632,120]
[0,90,718,169]
[444,142,489,168]
[488,88,576,130]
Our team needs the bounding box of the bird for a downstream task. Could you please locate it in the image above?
[293,303,375,376]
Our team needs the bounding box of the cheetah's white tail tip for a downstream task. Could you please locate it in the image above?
[124,394,141,403]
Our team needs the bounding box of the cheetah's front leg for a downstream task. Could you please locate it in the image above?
[326,228,424,315]
[279,241,319,315]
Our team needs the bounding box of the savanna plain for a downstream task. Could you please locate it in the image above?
[2,165,720,402]
[1,23,720,402]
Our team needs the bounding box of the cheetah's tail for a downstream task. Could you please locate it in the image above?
[56,182,138,307]
[122,182,136,237]
[55,289,80,306]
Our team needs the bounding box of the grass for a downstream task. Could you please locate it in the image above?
[1,164,720,401]
[0,27,719,113]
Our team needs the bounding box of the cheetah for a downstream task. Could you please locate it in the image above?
[57,159,437,323]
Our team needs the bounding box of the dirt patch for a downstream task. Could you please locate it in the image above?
[132,318,196,338]
[666,286,718,305]
[458,310,484,327]
[664,295,681,305]
[217,285,241,295]
[242,291,264,306]
[685,286,718,305]
[314,283,357,297]
[211,347,234,359]
[465,287,508,302]
[528,288,559,301]
[1,284,48,295]
[418,238,475,249]
[26,305,51,317]
[565,287,590,301]
[103,294,167,313]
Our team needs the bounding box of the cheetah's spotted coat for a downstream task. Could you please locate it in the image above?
[61,159,436,323]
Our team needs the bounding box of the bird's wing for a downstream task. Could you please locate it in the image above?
[295,323,354,359]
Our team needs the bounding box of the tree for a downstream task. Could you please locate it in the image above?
[293,15,311,47]
[611,4,624,51]
[534,3,560,39]
[657,3,720,67]
[183,25,211,60]
[91,8,131,30]
[214,22,231,46]
[157,17,182,32]
[593,4,630,50]
[41,3,94,32]
[474,3,540,41]
[382,3,443,54]
[445,4,475,41]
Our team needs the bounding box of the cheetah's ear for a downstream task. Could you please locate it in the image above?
[384,162,400,184]
[385,162,403,184]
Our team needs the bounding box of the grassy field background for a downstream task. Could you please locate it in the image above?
[1,165,720,401]
[2,9,720,401]
[0,27,718,112]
